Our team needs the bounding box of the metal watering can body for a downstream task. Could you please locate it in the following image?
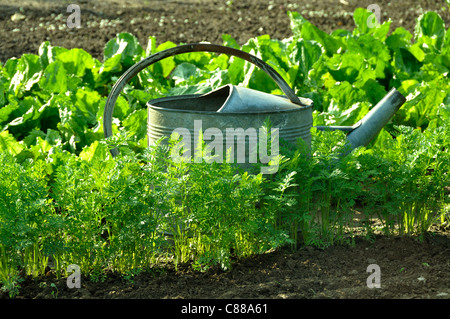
[103,43,406,169]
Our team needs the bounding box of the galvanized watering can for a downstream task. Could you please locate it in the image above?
[103,43,406,169]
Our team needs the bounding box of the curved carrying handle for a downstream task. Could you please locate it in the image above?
[103,43,304,156]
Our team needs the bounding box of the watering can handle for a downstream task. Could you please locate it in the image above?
[103,43,305,156]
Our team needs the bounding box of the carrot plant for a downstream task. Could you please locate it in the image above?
[0,153,50,295]
[154,133,293,271]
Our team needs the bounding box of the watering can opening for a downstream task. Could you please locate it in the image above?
[150,84,231,112]
[148,84,313,114]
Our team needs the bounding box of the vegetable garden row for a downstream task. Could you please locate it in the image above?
[0,8,448,297]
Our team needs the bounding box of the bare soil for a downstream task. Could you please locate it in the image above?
[0,0,449,301]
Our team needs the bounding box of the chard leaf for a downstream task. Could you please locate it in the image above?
[171,62,203,85]
[290,39,324,82]
[288,11,344,56]
[100,54,123,73]
[40,60,67,93]
[361,79,388,106]
[0,97,20,126]
[222,34,241,49]
[325,81,366,112]
[393,48,422,79]
[353,35,391,78]
[45,128,62,146]
[112,95,131,122]
[74,89,102,127]
[24,129,46,146]
[79,140,107,162]
[0,130,24,156]
[38,41,57,69]
[38,41,68,69]
[122,109,147,142]
[228,55,245,85]
[104,32,144,68]
[6,97,42,134]
[146,35,157,56]
[56,48,95,77]
[174,51,212,69]
[414,12,446,50]
[326,52,365,83]
[94,54,122,86]
[386,27,413,51]
[353,8,391,41]
[245,36,294,88]
[327,101,370,126]
[154,41,177,78]
[353,8,377,34]
[9,54,42,96]
[3,58,19,79]
[408,43,426,62]
[0,76,5,107]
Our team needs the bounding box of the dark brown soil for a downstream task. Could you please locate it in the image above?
[9,233,450,301]
[0,0,449,301]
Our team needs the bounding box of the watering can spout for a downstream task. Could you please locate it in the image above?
[316,88,406,153]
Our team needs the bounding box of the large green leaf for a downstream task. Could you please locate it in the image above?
[38,41,68,69]
[171,62,203,85]
[104,32,145,68]
[222,34,241,50]
[290,39,324,82]
[392,48,422,80]
[154,41,177,78]
[386,27,413,51]
[2,58,19,80]
[74,89,102,128]
[9,54,42,96]
[0,130,24,156]
[174,51,213,69]
[79,140,108,162]
[94,54,123,86]
[361,79,388,106]
[0,96,21,127]
[353,34,391,79]
[122,109,147,142]
[405,84,447,128]
[353,8,391,41]
[112,95,131,122]
[325,81,367,113]
[0,76,5,107]
[326,52,365,83]
[56,48,95,77]
[5,95,59,141]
